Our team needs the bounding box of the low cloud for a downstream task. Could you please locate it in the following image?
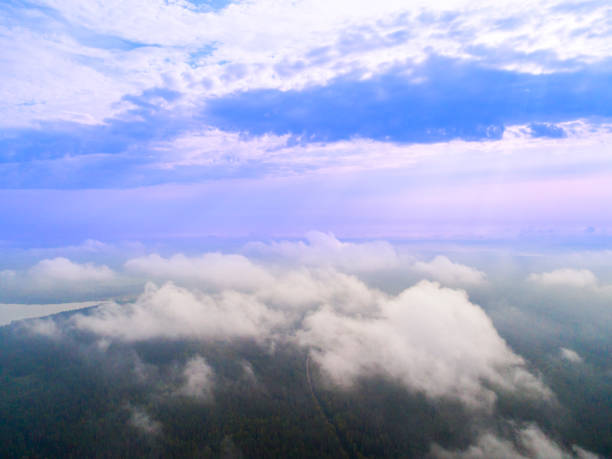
[560,348,583,364]
[178,355,215,400]
[128,406,161,435]
[431,424,599,459]
[72,282,285,342]
[7,236,611,456]
[11,241,553,412]
[125,252,274,291]
[29,257,116,283]
[24,318,62,338]
[66,262,546,409]
[245,231,399,271]
[256,268,382,314]
[298,280,548,409]
[528,269,598,288]
[412,256,486,286]
[0,258,122,302]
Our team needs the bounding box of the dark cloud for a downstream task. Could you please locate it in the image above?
[205,57,612,143]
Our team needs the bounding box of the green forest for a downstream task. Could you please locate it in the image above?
[0,309,610,458]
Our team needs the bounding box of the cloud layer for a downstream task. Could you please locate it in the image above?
[57,245,548,410]
[3,0,610,127]
[4,234,609,456]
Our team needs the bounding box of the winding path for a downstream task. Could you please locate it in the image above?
[306,354,354,459]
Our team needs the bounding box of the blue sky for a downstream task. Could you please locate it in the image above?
[1,0,611,245]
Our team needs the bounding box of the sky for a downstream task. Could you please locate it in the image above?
[1,0,611,245]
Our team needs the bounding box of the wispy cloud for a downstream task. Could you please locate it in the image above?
[2,0,610,128]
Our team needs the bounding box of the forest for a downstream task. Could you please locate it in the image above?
[0,307,609,458]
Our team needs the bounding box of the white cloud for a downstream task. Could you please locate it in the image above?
[0,20,173,126]
[72,281,286,342]
[125,252,274,290]
[54,252,548,409]
[28,257,116,283]
[9,239,611,455]
[412,256,486,286]
[149,121,612,181]
[4,0,609,126]
[298,280,549,409]
[178,355,215,399]
[572,446,602,459]
[71,266,383,342]
[24,318,62,338]
[560,347,583,364]
[256,267,383,315]
[151,128,291,169]
[528,268,598,288]
[128,406,161,435]
[125,245,387,313]
[245,231,399,271]
[0,258,121,302]
[431,424,600,459]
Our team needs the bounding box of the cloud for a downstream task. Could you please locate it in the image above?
[128,406,161,435]
[23,318,62,338]
[72,282,286,342]
[431,424,600,458]
[0,258,122,302]
[256,268,383,314]
[560,347,583,364]
[71,266,384,341]
[28,257,116,283]
[126,249,386,314]
[572,446,602,459]
[37,250,546,409]
[19,239,147,262]
[245,231,399,271]
[125,252,274,290]
[5,117,612,190]
[528,269,598,288]
[412,256,486,286]
[178,355,215,399]
[298,280,549,409]
[204,60,612,143]
[4,119,612,247]
[149,127,291,170]
[6,239,611,456]
[4,0,610,129]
